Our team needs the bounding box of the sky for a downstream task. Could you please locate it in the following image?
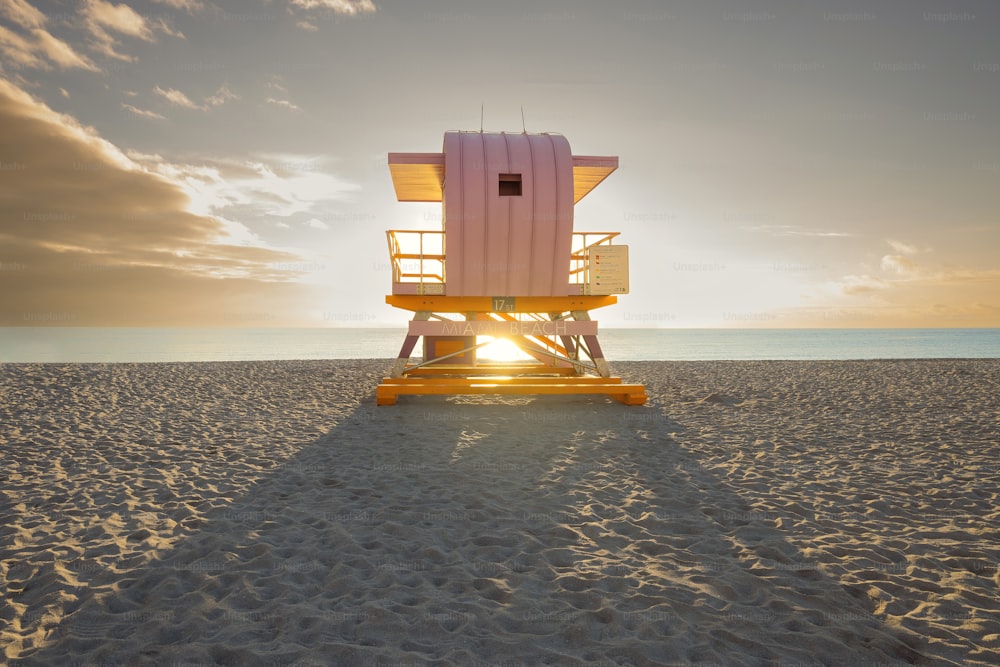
[1,0,998,328]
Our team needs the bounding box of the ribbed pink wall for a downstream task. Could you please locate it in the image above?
[443,132,574,297]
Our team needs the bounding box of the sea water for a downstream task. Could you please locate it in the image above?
[1,328,998,362]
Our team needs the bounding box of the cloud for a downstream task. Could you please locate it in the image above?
[152,84,239,111]
[880,254,916,275]
[0,78,313,325]
[887,239,920,255]
[877,239,932,276]
[744,224,851,238]
[933,268,1000,284]
[122,102,165,119]
[305,218,329,230]
[205,84,238,107]
[265,79,288,94]
[2,0,46,28]
[130,152,361,220]
[154,85,201,109]
[0,24,47,69]
[266,97,300,111]
[288,0,377,15]
[152,0,205,13]
[32,30,99,69]
[829,237,1000,325]
[835,274,889,296]
[0,0,45,28]
[82,0,183,61]
[0,1,98,71]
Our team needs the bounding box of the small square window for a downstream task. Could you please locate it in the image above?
[498,173,522,196]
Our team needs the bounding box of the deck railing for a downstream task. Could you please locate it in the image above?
[569,232,619,286]
[386,230,445,292]
[386,229,620,291]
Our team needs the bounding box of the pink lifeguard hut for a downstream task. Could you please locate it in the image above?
[376,130,646,406]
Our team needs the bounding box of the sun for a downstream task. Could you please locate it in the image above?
[477,336,534,363]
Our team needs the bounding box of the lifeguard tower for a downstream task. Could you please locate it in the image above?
[376,130,646,406]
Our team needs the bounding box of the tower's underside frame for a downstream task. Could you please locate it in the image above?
[376,295,647,406]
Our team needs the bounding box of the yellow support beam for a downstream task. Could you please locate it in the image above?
[398,364,578,376]
[381,376,622,385]
[375,377,646,406]
[385,295,617,313]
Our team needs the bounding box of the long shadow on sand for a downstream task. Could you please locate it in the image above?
[22,389,928,665]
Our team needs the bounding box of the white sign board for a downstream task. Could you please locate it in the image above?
[584,245,629,295]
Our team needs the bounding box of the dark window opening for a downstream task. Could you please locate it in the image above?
[499,173,522,196]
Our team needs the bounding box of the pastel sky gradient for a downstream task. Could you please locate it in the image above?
[1,0,998,327]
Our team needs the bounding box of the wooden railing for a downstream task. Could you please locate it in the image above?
[569,232,620,285]
[386,230,445,289]
[386,229,620,288]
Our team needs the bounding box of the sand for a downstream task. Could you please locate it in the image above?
[1,359,997,666]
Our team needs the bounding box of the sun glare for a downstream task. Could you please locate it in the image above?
[477,336,534,363]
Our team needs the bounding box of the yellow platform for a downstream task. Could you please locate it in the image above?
[376,371,646,406]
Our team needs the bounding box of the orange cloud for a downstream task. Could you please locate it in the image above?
[2,0,46,28]
[880,254,916,275]
[82,0,183,61]
[822,239,1000,326]
[0,79,314,325]
[887,239,920,255]
[836,274,889,295]
[0,1,98,71]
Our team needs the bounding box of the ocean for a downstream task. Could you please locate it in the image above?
[1,328,998,363]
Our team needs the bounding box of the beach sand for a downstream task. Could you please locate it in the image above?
[1,359,997,665]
